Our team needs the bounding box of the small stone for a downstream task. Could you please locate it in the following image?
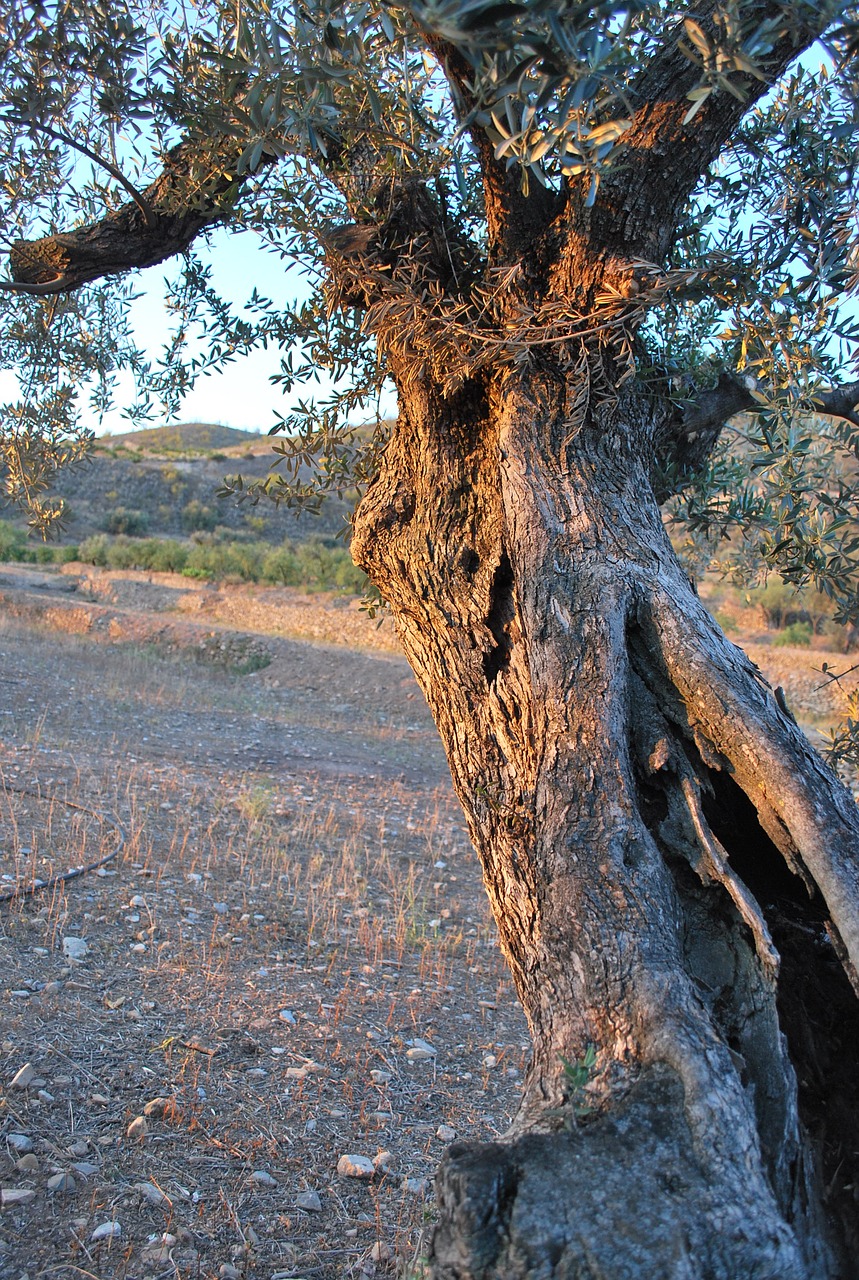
[90,1093,110,1105]
[1,1188,36,1206]
[6,1134,33,1154]
[406,1047,434,1062]
[10,1063,35,1089]
[135,1182,171,1207]
[296,1189,322,1213]
[91,1221,122,1243]
[409,1037,436,1054]
[371,1242,392,1263]
[278,1009,296,1024]
[142,1096,171,1118]
[369,1070,391,1084]
[436,1125,457,1142]
[373,1150,395,1173]
[68,1141,89,1157]
[47,1172,76,1194]
[42,982,62,997]
[126,1116,148,1141]
[285,1066,308,1080]
[141,1233,176,1265]
[404,1177,428,1194]
[72,1163,99,1178]
[483,1053,498,1069]
[337,1153,375,1179]
[62,936,89,962]
[219,1265,240,1280]
[250,1170,277,1187]
[16,1155,39,1173]
[130,943,147,954]
[128,895,147,908]
[37,1090,54,1105]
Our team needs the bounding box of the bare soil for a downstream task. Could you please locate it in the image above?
[0,565,527,1280]
[0,564,854,1280]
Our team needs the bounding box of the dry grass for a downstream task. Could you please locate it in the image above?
[0,603,527,1280]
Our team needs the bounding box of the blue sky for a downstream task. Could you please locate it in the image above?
[91,226,350,436]
[0,223,395,437]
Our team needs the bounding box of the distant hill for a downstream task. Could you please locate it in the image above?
[97,422,264,454]
[3,426,355,545]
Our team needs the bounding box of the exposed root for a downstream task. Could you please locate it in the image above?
[680,773,780,980]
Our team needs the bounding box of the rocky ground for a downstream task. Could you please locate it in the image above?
[0,565,528,1280]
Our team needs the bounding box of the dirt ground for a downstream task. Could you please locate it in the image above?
[1,563,856,1280]
[0,565,528,1280]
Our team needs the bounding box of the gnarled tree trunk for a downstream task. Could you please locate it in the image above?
[6,4,856,1271]
[352,364,859,1279]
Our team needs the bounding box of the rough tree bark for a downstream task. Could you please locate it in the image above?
[350,357,859,1279]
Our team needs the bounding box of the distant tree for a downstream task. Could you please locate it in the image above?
[4,2,859,1273]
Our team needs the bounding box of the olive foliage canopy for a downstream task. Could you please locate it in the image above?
[2,1,859,652]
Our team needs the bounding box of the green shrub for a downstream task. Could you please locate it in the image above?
[145,539,188,574]
[181,499,217,532]
[261,544,300,584]
[103,538,141,570]
[78,534,110,566]
[746,577,834,634]
[102,506,149,536]
[772,622,813,648]
[70,530,366,593]
[746,578,794,628]
[0,520,28,561]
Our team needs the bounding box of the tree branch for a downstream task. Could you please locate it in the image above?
[1,139,248,296]
[654,370,859,501]
[425,35,560,259]
[5,116,157,229]
[812,378,859,431]
[586,1,830,265]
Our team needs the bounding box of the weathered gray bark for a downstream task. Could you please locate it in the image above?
[352,366,859,1279]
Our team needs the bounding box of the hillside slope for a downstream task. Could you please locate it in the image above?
[21,428,355,543]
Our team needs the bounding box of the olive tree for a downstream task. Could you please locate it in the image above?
[3,2,859,1274]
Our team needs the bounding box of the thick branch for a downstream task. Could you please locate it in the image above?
[2,139,248,296]
[426,36,560,260]
[813,378,859,431]
[655,371,859,500]
[585,2,830,265]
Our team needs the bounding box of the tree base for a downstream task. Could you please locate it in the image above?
[429,1068,822,1280]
